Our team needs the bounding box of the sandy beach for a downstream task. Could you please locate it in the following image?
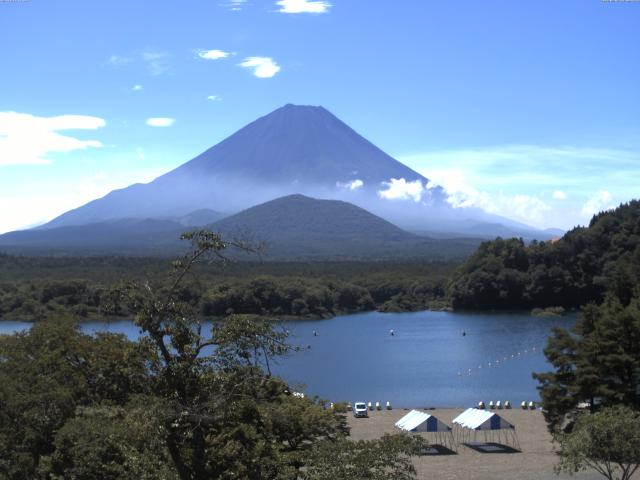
[346,407,628,480]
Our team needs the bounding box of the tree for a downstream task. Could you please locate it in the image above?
[534,295,640,431]
[1,230,422,479]
[448,200,640,311]
[115,230,420,479]
[555,406,640,480]
[302,433,424,480]
[45,400,177,480]
[0,316,149,479]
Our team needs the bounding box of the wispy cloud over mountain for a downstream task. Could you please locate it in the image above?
[400,144,640,228]
[378,178,429,203]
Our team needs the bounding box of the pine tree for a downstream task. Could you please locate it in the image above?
[534,295,640,431]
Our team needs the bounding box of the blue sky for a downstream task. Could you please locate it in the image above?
[1,0,639,233]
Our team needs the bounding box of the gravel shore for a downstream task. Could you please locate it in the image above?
[346,408,620,480]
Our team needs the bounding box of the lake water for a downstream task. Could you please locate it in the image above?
[0,310,574,408]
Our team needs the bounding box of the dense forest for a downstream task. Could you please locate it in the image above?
[3,200,640,321]
[0,233,424,479]
[447,200,640,311]
[0,256,455,321]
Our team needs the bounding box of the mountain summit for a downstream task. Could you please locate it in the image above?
[169,104,435,186]
[37,104,548,240]
[43,104,446,229]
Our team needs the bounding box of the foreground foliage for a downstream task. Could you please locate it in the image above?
[533,294,640,432]
[0,231,422,479]
[302,434,423,480]
[555,406,640,480]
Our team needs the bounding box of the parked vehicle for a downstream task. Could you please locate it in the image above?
[353,402,368,418]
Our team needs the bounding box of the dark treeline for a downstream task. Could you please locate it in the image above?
[447,200,640,310]
[0,257,456,321]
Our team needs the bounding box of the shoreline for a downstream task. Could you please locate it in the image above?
[0,306,554,324]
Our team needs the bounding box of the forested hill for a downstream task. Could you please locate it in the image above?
[447,200,640,310]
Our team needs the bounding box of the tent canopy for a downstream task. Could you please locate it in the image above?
[395,410,452,433]
[452,408,514,431]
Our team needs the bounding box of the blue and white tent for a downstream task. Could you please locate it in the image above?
[395,410,455,450]
[452,408,520,449]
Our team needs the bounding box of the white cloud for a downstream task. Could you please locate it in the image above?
[446,186,551,224]
[142,51,170,75]
[105,54,131,67]
[399,143,640,229]
[207,95,222,101]
[197,49,231,60]
[337,179,364,190]
[378,178,425,202]
[409,166,552,225]
[106,52,170,75]
[220,0,248,11]
[581,190,614,218]
[510,195,552,223]
[238,57,280,78]
[145,117,175,127]
[0,111,105,167]
[276,0,331,13]
[552,190,567,200]
[132,84,143,91]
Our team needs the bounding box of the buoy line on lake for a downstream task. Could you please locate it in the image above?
[457,345,542,378]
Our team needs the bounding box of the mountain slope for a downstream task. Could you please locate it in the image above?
[175,209,226,227]
[0,209,226,255]
[208,195,478,260]
[0,219,185,255]
[0,195,480,259]
[35,103,550,240]
[42,104,445,229]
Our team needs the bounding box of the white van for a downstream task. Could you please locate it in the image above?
[353,402,368,418]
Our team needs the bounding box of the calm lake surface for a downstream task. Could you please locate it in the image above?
[0,310,574,408]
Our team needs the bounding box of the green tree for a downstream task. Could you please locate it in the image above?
[534,295,640,431]
[0,317,149,479]
[45,400,177,480]
[448,200,640,311]
[1,230,422,480]
[115,230,420,479]
[555,406,640,480]
[302,433,424,480]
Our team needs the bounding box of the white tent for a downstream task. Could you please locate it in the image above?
[395,410,455,450]
[452,408,520,449]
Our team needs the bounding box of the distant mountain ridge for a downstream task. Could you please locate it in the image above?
[2,103,559,255]
[0,195,480,259]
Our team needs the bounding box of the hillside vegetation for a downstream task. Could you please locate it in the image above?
[0,195,480,260]
[448,200,640,310]
[0,256,455,321]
